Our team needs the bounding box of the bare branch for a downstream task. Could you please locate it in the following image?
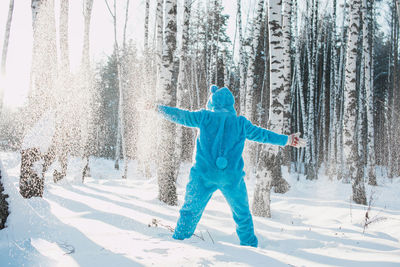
[104,0,114,18]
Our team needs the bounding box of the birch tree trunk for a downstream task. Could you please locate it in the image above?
[30,0,57,116]
[176,0,191,162]
[237,0,246,115]
[252,0,289,218]
[20,0,57,198]
[157,0,178,206]
[59,0,69,72]
[82,0,93,70]
[363,0,377,185]
[281,0,292,135]
[80,0,94,181]
[304,0,317,180]
[245,0,264,120]
[144,0,150,52]
[389,0,400,178]
[0,0,14,113]
[281,0,292,168]
[243,0,264,178]
[328,0,338,179]
[104,0,127,178]
[343,0,366,205]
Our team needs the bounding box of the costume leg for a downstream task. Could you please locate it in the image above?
[173,177,215,240]
[220,179,258,247]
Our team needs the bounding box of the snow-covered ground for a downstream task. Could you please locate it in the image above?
[1,151,400,267]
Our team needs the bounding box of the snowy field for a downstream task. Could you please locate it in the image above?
[1,151,400,267]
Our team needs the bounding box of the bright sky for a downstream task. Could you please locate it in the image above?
[0,0,249,108]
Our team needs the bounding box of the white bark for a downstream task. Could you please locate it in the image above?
[155,0,164,89]
[82,0,94,69]
[343,0,366,205]
[157,0,178,205]
[253,0,289,218]
[328,0,338,179]
[30,0,57,115]
[105,0,127,177]
[237,0,246,115]
[0,0,14,113]
[1,0,14,76]
[144,0,150,51]
[281,0,292,135]
[59,0,69,72]
[176,0,191,162]
[364,0,376,185]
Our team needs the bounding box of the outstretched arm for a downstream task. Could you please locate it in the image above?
[244,119,288,146]
[244,119,306,148]
[157,105,203,128]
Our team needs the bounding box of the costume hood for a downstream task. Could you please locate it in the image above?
[206,85,236,115]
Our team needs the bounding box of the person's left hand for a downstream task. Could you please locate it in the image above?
[136,100,155,111]
[287,132,306,148]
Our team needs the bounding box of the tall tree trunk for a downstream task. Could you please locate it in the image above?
[82,0,93,69]
[343,0,366,205]
[237,0,246,115]
[81,0,94,182]
[328,0,338,179]
[21,0,57,198]
[243,0,264,178]
[157,0,178,206]
[245,0,264,120]
[281,0,293,167]
[176,0,191,162]
[304,0,317,180]
[281,0,292,134]
[59,0,69,72]
[30,0,57,116]
[105,0,127,178]
[144,0,150,52]
[0,0,14,113]
[364,0,377,185]
[122,0,130,49]
[252,0,289,218]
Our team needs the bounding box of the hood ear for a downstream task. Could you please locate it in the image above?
[210,85,218,94]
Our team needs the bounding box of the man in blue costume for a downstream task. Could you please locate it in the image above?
[156,85,305,247]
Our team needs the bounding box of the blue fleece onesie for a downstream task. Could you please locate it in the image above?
[157,86,288,247]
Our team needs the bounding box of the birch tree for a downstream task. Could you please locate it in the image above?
[80,0,94,181]
[281,0,292,135]
[281,0,293,168]
[328,0,338,179]
[343,0,366,205]
[245,0,264,120]
[156,0,164,72]
[157,0,179,205]
[30,0,57,118]
[243,0,264,177]
[82,0,93,71]
[144,0,150,52]
[105,0,128,178]
[252,0,289,218]
[0,0,14,113]
[304,0,317,180]
[363,0,377,185]
[176,0,191,161]
[20,0,57,198]
[237,0,246,115]
[59,0,69,72]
